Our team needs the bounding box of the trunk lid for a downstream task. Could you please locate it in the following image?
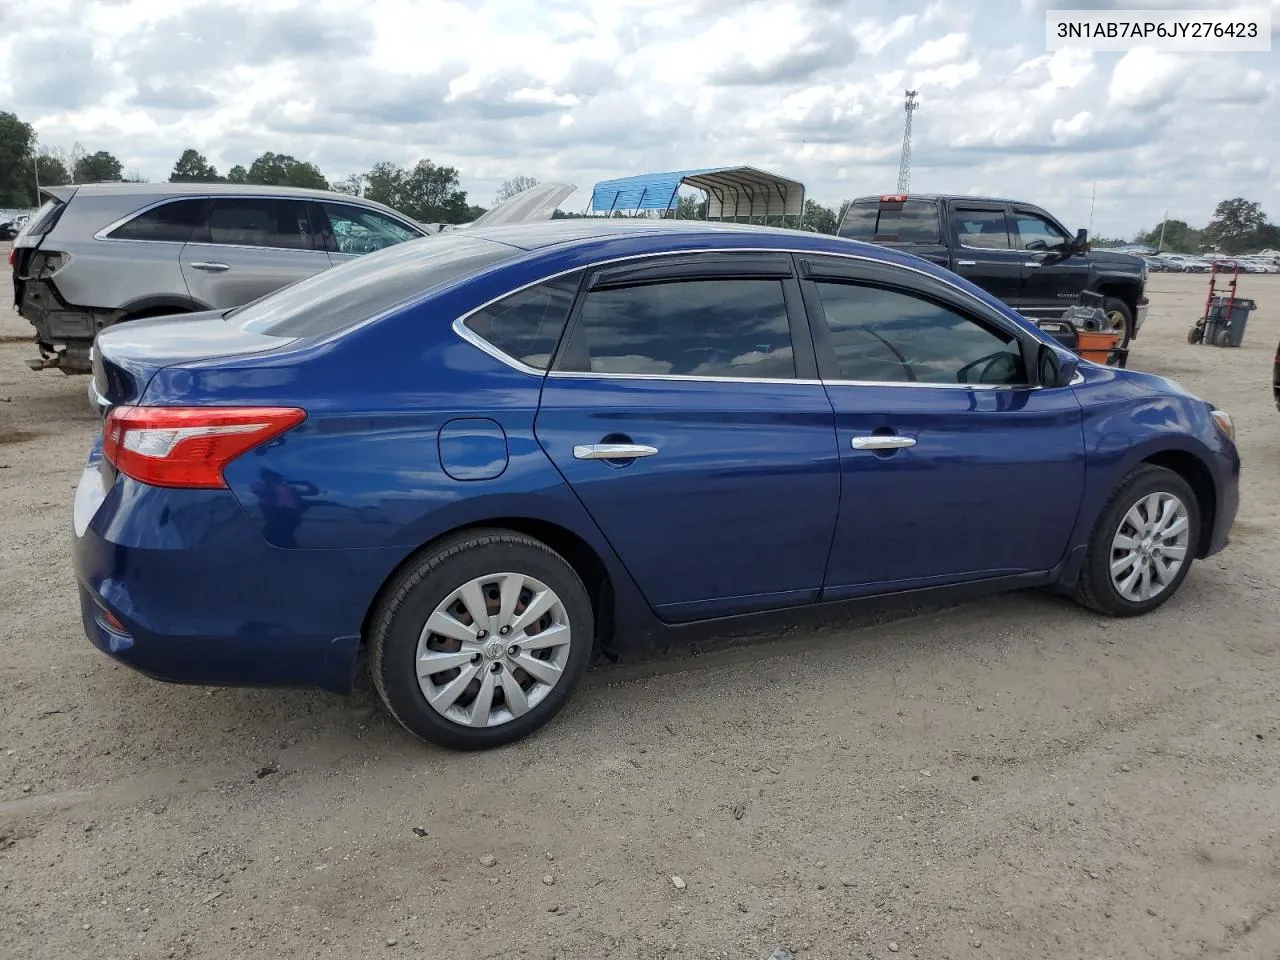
[91,310,297,411]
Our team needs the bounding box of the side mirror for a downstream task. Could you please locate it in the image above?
[1037,343,1078,387]
[1074,227,1090,252]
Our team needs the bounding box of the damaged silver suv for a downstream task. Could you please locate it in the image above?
[9,183,429,374]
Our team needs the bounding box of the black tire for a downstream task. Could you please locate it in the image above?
[1102,297,1134,349]
[1187,325,1203,344]
[370,528,594,750]
[1214,328,1233,348]
[1073,465,1200,617]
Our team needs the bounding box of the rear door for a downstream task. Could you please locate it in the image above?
[1011,206,1090,314]
[533,253,841,623]
[313,201,424,266]
[797,254,1085,598]
[948,203,1025,305]
[180,197,331,309]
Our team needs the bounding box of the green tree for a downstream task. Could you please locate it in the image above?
[35,152,70,188]
[331,173,365,197]
[359,159,470,223]
[495,175,538,204]
[226,164,248,184]
[1203,198,1268,254]
[801,199,840,234]
[666,194,707,219]
[245,152,328,189]
[74,150,124,183]
[169,148,222,183]
[0,111,37,206]
[1134,218,1202,253]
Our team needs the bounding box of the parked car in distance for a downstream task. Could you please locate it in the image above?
[77,220,1239,750]
[838,194,1149,347]
[10,181,574,375]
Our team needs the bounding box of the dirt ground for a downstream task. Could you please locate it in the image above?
[1,250,1278,960]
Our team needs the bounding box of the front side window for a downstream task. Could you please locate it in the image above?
[1013,212,1070,251]
[954,209,1011,250]
[108,198,206,243]
[814,281,1025,385]
[194,198,313,250]
[320,202,421,255]
[567,278,795,379]
[463,273,581,370]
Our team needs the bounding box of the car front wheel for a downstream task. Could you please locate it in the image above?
[371,529,594,750]
[1073,465,1200,617]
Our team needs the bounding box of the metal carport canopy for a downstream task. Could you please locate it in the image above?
[589,166,805,219]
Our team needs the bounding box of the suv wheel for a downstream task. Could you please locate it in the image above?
[1102,297,1134,349]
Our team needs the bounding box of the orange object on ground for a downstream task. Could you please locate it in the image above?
[1076,329,1119,364]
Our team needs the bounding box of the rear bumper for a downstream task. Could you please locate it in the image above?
[18,279,106,373]
[72,452,404,693]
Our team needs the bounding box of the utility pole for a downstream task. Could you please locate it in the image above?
[896,90,918,194]
[1087,181,1096,235]
[33,156,40,206]
[1157,210,1168,252]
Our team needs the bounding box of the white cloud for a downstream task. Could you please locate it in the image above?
[0,0,1275,235]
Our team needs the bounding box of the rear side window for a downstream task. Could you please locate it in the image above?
[840,199,940,242]
[193,198,313,251]
[107,199,206,243]
[954,209,1011,250]
[462,274,581,370]
[235,235,517,338]
[564,278,795,379]
[320,202,421,255]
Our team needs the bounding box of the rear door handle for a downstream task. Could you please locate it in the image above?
[851,436,916,451]
[956,259,977,267]
[573,443,659,460]
[189,261,230,272]
[1023,261,1042,268]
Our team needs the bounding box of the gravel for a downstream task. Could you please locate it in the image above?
[2,263,1280,959]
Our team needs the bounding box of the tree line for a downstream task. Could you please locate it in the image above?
[1131,199,1279,255]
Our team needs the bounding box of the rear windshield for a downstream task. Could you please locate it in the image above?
[839,199,940,243]
[235,235,518,338]
[20,198,65,239]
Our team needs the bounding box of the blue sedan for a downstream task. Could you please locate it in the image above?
[75,220,1240,749]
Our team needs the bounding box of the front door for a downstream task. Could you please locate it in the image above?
[797,256,1086,599]
[312,200,424,267]
[948,204,1025,306]
[1011,207,1091,314]
[180,197,331,309]
[534,254,841,623]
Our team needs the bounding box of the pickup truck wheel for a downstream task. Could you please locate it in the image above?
[1102,298,1134,348]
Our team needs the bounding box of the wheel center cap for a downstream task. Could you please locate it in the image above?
[483,638,505,660]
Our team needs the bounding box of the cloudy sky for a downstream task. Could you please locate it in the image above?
[1,0,1276,237]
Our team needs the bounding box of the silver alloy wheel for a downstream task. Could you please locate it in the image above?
[1106,309,1128,335]
[1109,491,1190,603]
[415,572,573,728]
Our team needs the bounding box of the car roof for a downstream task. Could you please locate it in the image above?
[462,217,820,251]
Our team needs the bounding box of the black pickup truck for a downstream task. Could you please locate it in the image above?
[838,194,1149,346]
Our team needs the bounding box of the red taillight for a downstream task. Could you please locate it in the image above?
[103,406,307,489]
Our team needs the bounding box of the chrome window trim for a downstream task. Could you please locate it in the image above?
[448,245,1061,389]
[93,194,426,247]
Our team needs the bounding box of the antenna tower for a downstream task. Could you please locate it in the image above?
[896,90,919,194]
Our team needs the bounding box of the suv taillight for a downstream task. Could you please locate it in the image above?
[103,406,307,488]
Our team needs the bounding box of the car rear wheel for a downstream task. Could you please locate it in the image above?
[1073,465,1199,617]
[370,529,594,750]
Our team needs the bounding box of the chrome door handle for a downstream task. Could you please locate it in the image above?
[189,261,230,272]
[573,443,659,460]
[956,259,976,266]
[851,436,916,451]
[1022,261,1042,268]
